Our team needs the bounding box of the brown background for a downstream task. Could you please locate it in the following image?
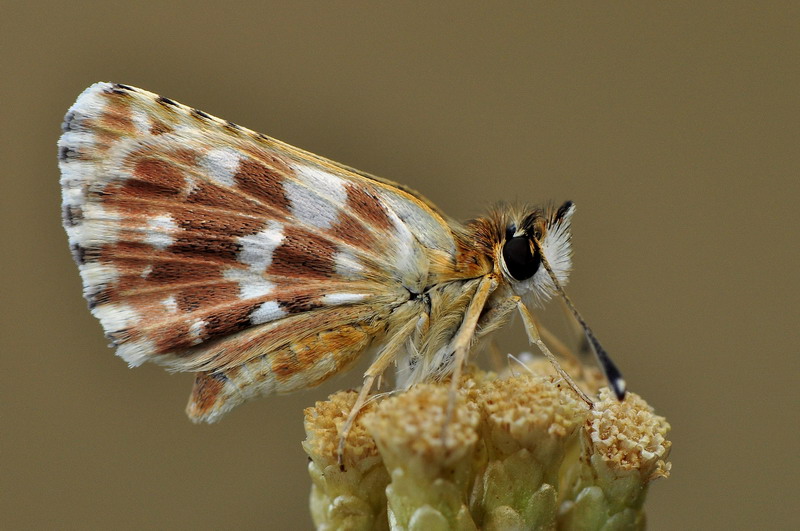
[3,2,797,529]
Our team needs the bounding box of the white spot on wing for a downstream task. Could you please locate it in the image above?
[223,268,275,299]
[68,204,123,248]
[201,148,241,187]
[333,250,363,279]
[161,295,178,313]
[250,301,286,325]
[131,109,151,135]
[376,189,455,254]
[285,164,347,229]
[116,337,158,367]
[184,175,199,196]
[92,303,141,335]
[390,228,421,281]
[188,320,207,345]
[62,83,111,132]
[144,214,178,250]
[238,221,283,271]
[80,263,121,290]
[58,84,114,201]
[322,293,368,305]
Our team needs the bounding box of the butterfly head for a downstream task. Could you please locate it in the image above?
[498,200,575,305]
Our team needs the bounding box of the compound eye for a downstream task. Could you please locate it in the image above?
[502,236,541,281]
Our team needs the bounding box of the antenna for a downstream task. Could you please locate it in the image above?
[532,237,627,400]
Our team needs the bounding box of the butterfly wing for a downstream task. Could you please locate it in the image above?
[59,82,460,376]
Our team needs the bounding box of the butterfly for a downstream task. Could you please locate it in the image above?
[59,83,626,458]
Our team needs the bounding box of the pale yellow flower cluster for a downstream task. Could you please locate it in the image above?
[303,363,670,530]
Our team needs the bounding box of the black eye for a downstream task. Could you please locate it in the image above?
[502,236,541,281]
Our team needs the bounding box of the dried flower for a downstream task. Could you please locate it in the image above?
[303,391,390,530]
[474,375,588,529]
[558,388,671,530]
[302,363,671,530]
[363,383,481,529]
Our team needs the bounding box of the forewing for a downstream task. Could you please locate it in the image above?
[59,82,458,372]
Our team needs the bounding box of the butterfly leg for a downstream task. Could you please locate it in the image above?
[470,294,522,371]
[474,295,519,340]
[472,294,525,371]
[480,296,583,369]
[489,298,586,381]
[337,316,419,469]
[516,300,594,406]
[536,320,584,367]
[443,274,498,441]
[476,295,580,376]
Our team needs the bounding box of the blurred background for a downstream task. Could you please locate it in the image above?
[3,2,797,529]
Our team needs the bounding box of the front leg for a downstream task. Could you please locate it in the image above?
[477,295,582,367]
[477,295,589,380]
[443,274,498,440]
[475,294,521,342]
[516,299,593,406]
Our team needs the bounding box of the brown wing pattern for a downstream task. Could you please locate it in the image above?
[59,82,458,377]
